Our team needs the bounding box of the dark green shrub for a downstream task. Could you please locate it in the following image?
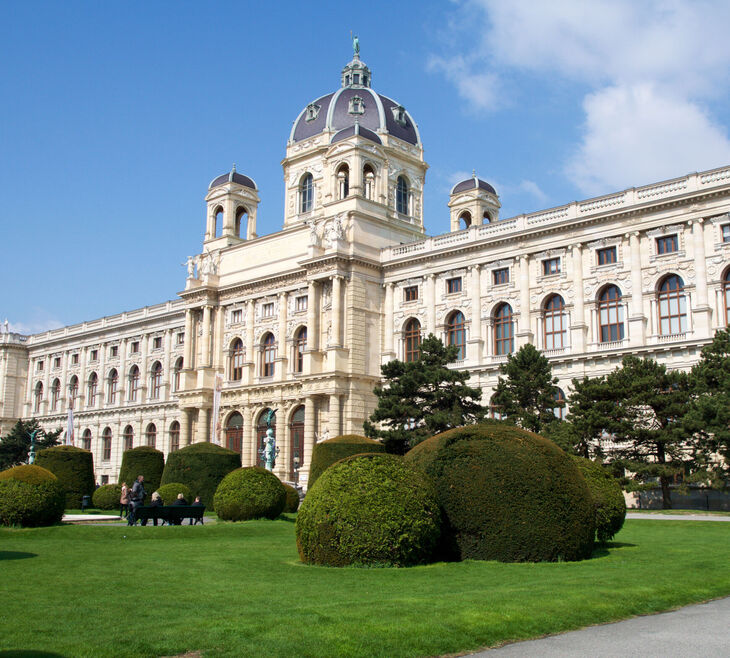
[119,447,165,500]
[214,467,286,521]
[283,483,300,513]
[571,456,626,543]
[35,445,95,508]
[156,482,193,506]
[404,422,595,563]
[296,453,441,567]
[0,465,65,526]
[308,434,386,489]
[161,442,241,506]
[92,483,123,510]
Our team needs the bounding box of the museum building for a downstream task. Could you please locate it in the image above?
[2,51,730,488]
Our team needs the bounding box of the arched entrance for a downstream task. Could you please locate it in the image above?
[225,412,243,453]
[289,405,304,481]
[256,408,275,467]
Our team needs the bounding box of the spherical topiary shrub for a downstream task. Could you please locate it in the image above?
[308,434,386,489]
[283,483,300,513]
[0,464,65,526]
[571,455,626,543]
[214,467,286,521]
[161,442,241,507]
[35,445,95,509]
[296,453,441,567]
[404,422,595,563]
[156,482,193,506]
[118,446,165,500]
[92,483,123,510]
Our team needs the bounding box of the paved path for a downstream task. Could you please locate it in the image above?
[470,596,730,656]
[626,512,730,521]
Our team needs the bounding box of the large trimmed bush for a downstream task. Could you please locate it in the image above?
[296,453,441,567]
[161,442,241,506]
[0,464,65,526]
[214,467,286,521]
[571,456,626,543]
[119,447,165,499]
[92,483,123,510]
[405,422,595,563]
[308,434,386,489]
[35,445,95,508]
[283,483,300,513]
[156,482,192,506]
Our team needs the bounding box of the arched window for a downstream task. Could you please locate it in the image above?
[33,381,43,413]
[235,206,248,239]
[102,427,112,461]
[225,412,243,453]
[483,211,491,224]
[337,164,349,200]
[459,211,472,229]
[128,366,140,402]
[107,369,118,404]
[69,376,78,410]
[553,388,567,420]
[173,357,183,392]
[51,379,60,412]
[396,176,409,215]
[598,285,624,342]
[123,425,134,452]
[300,173,313,213]
[169,421,180,452]
[404,318,421,362]
[145,423,156,448]
[214,206,223,238]
[81,428,92,451]
[724,269,730,326]
[494,303,514,355]
[150,362,162,399]
[294,327,307,373]
[290,405,305,477]
[261,333,276,377]
[658,275,687,335]
[447,311,466,360]
[543,294,567,350]
[87,372,98,407]
[229,339,244,381]
[257,409,275,467]
[363,164,375,200]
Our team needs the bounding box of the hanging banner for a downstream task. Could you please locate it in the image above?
[211,373,224,445]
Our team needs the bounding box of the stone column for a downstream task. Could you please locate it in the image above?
[517,255,532,346]
[427,274,436,334]
[302,396,316,489]
[329,394,341,438]
[241,407,253,467]
[627,232,646,345]
[468,265,482,361]
[571,244,586,352]
[307,281,320,351]
[183,309,194,368]
[245,300,255,382]
[384,282,395,357]
[277,292,288,380]
[331,276,342,347]
[275,410,287,480]
[179,409,191,447]
[690,218,711,337]
[201,305,212,367]
[197,407,211,443]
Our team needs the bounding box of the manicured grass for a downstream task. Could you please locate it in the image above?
[1,518,729,657]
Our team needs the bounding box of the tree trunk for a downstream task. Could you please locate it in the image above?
[659,474,672,509]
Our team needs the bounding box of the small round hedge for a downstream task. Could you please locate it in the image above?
[296,453,441,567]
[119,447,165,500]
[283,483,300,513]
[0,464,65,527]
[571,456,626,543]
[404,422,595,563]
[214,467,286,521]
[156,482,193,506]
[92,483,123,510]
[161,442,241,506]
[308,434,386,489]
[35,445,95,508]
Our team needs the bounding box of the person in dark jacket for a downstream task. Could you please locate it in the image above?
[171,492,188,524]
[142,491,163,526]
[190,496,204,525]
[127,475,146,526]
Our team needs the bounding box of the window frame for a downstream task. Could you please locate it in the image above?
[543,294,567,350]
[102,428,112,462]
[294,327,307,374]
[403,285,418,302]
[446,311,466,360]
[656,234,679,255]
[658,274,687,335]
[596,246,617,266]
[542,257,561,276]
[598,285,625,343]
[230,339,244,381]
[492,268,509,286]
[404,318,421,362]
[446,277,462,294]
[300,173,314,214]
[150,362,162,399]
[261,333,276,378]
[493,303,514,356]
[396,176,409,215]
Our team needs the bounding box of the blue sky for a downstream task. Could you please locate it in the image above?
[3,0,730,333]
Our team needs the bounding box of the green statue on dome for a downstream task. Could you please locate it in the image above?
[353,34,359,57]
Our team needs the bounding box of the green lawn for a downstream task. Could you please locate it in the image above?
[1,518,729,657]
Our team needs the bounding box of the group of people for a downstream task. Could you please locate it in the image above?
[120,476,204,526]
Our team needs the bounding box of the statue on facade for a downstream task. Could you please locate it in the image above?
[307,220,320,247]
[353,34,360,57]
[261,408,279,471]
[184,256,197,279]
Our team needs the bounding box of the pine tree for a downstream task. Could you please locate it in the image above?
[364,334,484,454]
[0,419,62,470]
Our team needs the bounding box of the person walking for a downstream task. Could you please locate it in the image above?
[119,482,129,518]
[127,475,146,526]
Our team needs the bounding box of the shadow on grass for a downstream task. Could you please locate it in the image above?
[277,514,296,523]
[0,551,37,561]
[591,541,637,558]
[0,651,67,657]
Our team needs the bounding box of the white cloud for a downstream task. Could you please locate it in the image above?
[6,313,64,336]
[518,180,548,204]
[428,55,501,112]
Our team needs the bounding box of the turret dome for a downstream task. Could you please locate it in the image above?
[209,165,257,191]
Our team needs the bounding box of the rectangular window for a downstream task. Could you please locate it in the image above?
[131,341,140,354]
[153,337,162,350]
[37,360,44,371]
[90,349,98,361]
[262,302,274,317]
[656,235,678,255]
[446,277,462,294]
[71,354,79,365]
[597,247,617,265]
[110,345,118,358]
[492,268,509,285]
[101,475,109,485]
[404,286,418,302]
[53,357,61,369]
[722,224,730,243]
[295,295,308,312]
[542,258,561,276]
[231,309,242,324]
[176,332,185,345]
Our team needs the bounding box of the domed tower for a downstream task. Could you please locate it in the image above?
[448,173,501,231]
[282,45,428,245]
[204,165,260,246]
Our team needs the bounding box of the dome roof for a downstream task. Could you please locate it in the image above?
[331,123,382,145]
[451,174,496,196]
[209,166,257,191]
[290,54,420,146]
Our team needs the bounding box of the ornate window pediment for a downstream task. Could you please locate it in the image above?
[305,103,321,122]
[349,95,365,115]
[391,105,407,127]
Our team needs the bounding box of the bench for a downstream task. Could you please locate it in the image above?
[132,505,205,526]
